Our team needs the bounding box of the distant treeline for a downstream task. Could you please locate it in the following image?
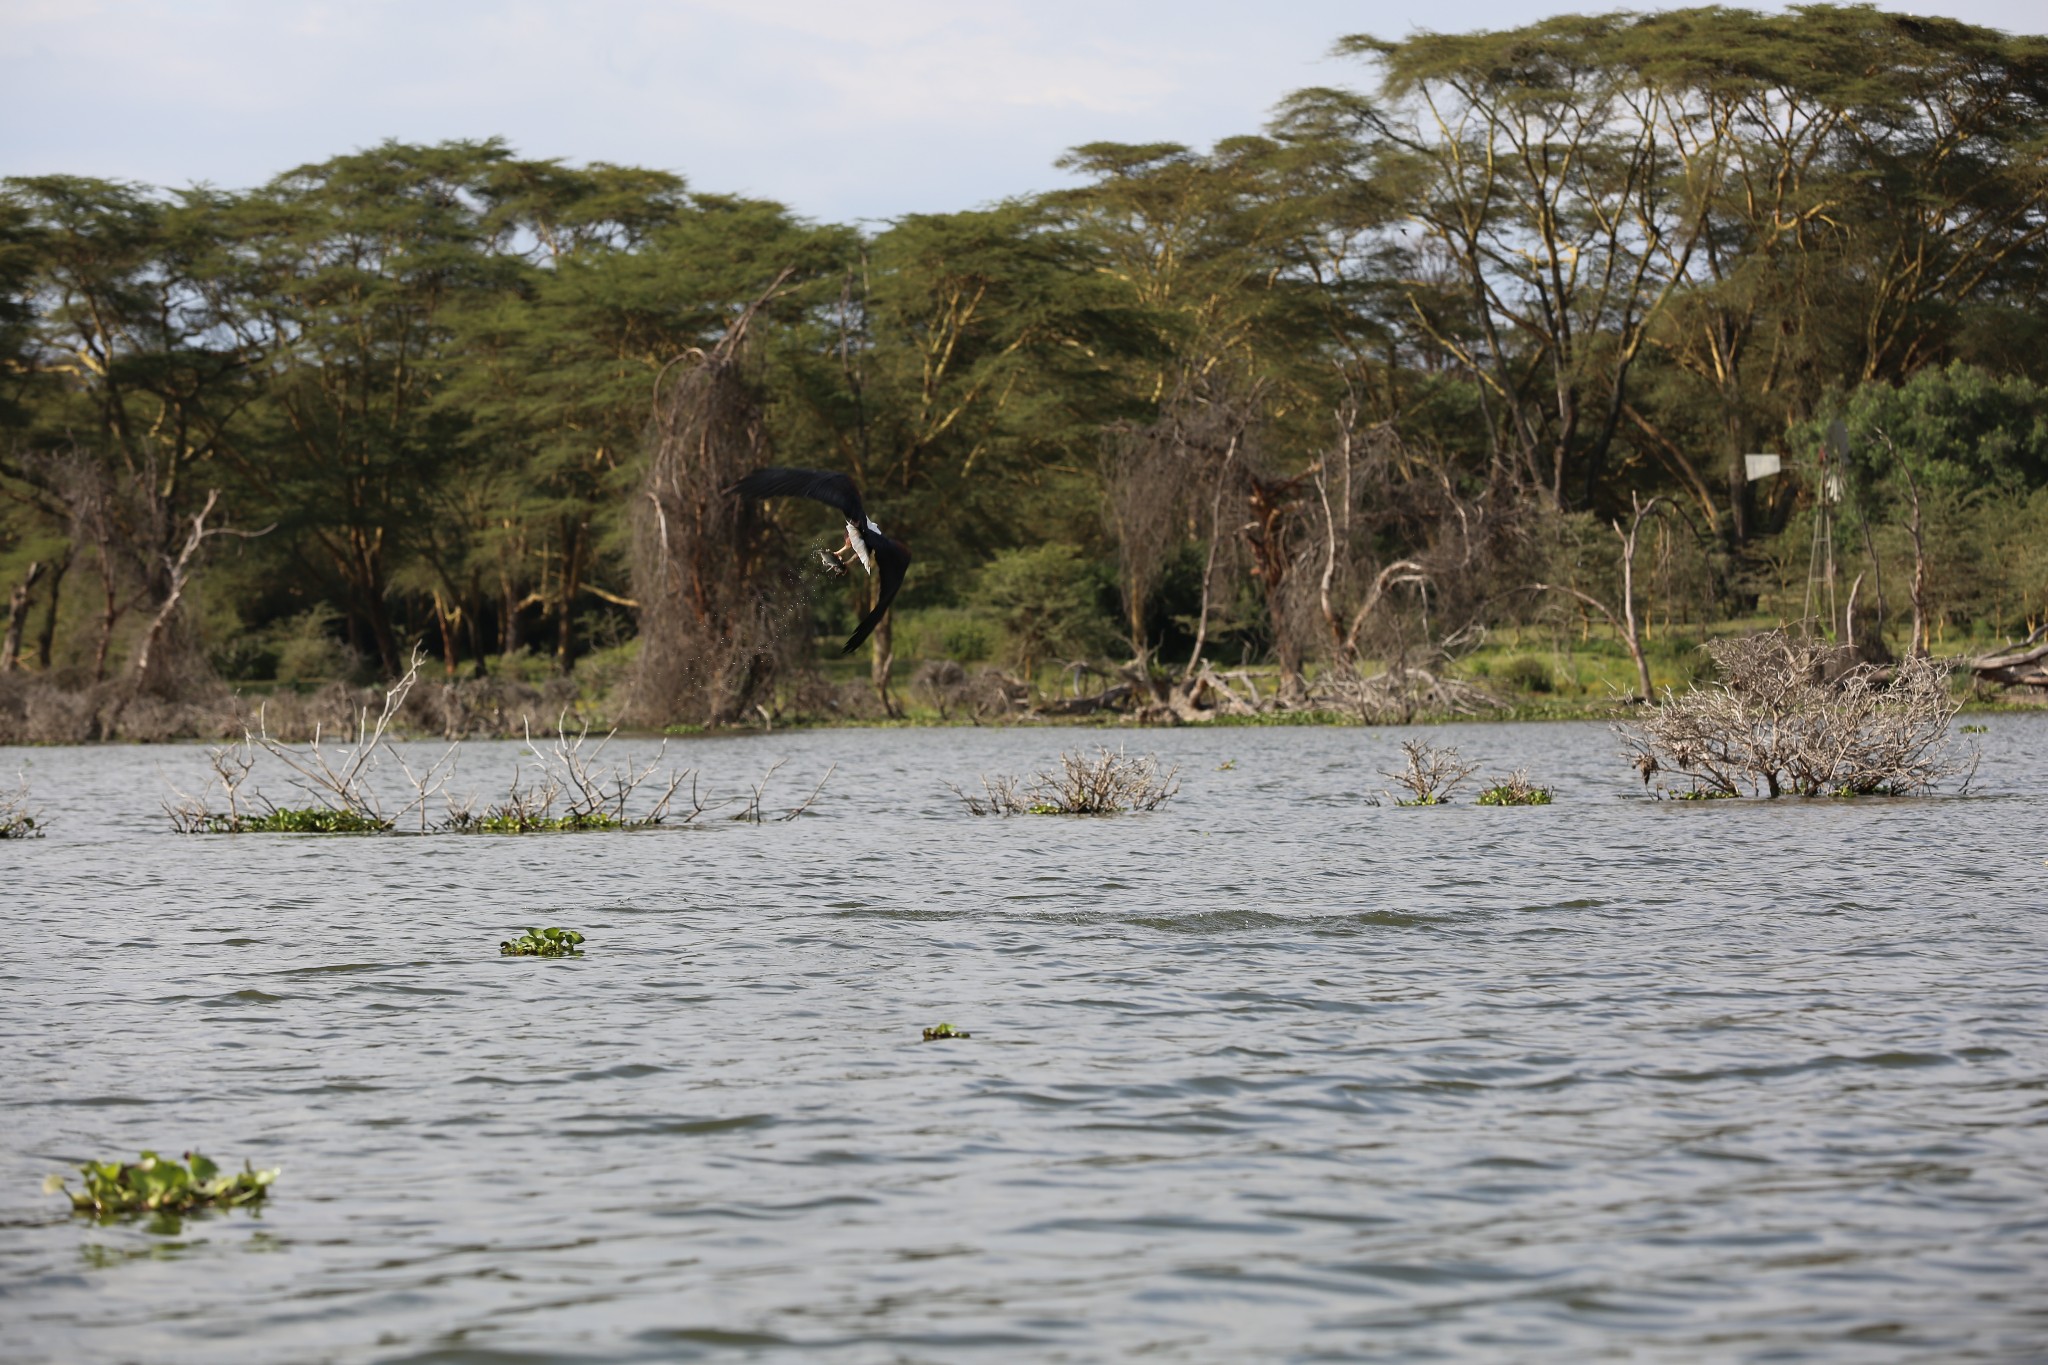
[3,4,2046,722]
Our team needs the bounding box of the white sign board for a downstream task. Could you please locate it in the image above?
[1744,453,1782,481]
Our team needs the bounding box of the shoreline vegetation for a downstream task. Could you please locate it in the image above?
[5,7,2047,744]
[0,622,2039,746]
[1,630,1994,829]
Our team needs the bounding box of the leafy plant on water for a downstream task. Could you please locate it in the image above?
[46,1151,277,1220]
[2,773,42,838]
[922,1023,971,1041]
[500,927,586,957]
[1475,770,1553,806]
[1384,740,1479,806]
[948,746,1179,816]
[1961,723,1988,734]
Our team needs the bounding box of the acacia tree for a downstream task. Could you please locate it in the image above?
[774,202,1137,707]
[209,140,513,676]
[437,170,842,673]
[0,176,259,685]
[1339,14,1721,510]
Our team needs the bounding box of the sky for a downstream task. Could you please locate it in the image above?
[3,0,2041,224]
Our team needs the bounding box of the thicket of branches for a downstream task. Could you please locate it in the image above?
[4,6,2047,732]
[628,287,809,728]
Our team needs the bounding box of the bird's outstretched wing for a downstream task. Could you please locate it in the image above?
[843,535,910,655]
[728,467,867,526]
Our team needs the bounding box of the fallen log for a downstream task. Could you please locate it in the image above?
[1972,626,2048,688]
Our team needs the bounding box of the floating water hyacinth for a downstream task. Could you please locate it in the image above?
[45,1151,276,1219]
[922,1023,971,1041]
[500,927,586,957]
[1475,770,1554,806]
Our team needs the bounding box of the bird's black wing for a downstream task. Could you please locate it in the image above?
[842,534,911,655]
[728,467,867,526]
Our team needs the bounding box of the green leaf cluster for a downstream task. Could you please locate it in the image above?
[499,927,586,957]
[45,1151,277,1220]
[447,810,624,835]
[1476,782,1554,806]
[198,807,393,834]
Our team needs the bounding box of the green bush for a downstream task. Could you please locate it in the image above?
[899,607,999,663]
[973,545,1114,676]
[273,606,360,684]
[1495,655,1555,693]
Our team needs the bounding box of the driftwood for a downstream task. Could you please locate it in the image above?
[1972,626,2048,688]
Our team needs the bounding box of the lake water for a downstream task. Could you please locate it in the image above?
[2,718,2045,1363]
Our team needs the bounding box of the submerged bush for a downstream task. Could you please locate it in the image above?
[1618,631,1974,798]
[46,1151,276,1220]
[190,807,392,834]
[949,746,1180,815]
[922,1023,971,1041]
[1475,770,1554,806]
[1,775,41,838]
[500,927,586,957]
[1384,740,1480,806]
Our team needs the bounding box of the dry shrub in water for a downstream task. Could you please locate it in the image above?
[950,746,1180,815]
[1384,740,1480,805]
[1618,630,1972,798]
[1,773,41,838]
[1476,769,1553,806]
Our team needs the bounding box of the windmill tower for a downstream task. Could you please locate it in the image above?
[1799,420,1849,635]
[1744,421,1859,642]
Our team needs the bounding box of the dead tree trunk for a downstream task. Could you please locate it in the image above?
[2,561,45,673]
[1972,626,2048,688]
[1532,492,1665,700]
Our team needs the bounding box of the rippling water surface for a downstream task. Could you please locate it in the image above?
[3,718,2045,1363]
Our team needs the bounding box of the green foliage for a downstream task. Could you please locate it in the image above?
[1476,772,1554,806]
[921,1023,971,1041]
[7,5,2048,711]
[897,608,999,664]
[1493,656,1555,694]
[450,810,623,834]
[46,1151,277,1220]
[500,926,586,957]
[197,807,392,834]
[269,607,358,684]
[973,544,1114,675]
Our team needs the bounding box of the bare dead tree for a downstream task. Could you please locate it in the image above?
[1619,631,1972,798]
[628,271,810,728]
[1530,492,1668,700]
[1383,740,1481,805]
[131,488,273,694]
[2,560,45,673]
[250,646,430,822]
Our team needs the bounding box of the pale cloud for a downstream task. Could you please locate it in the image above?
[3,0,2042,219]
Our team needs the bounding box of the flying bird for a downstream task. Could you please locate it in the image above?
[728,467,910,655]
